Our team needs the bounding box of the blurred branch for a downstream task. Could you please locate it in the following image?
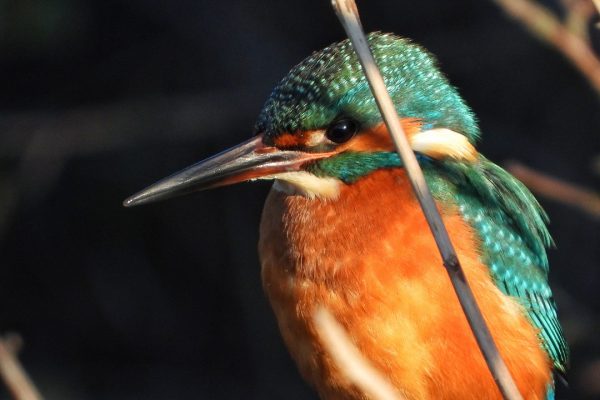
[563,0,597,40]
[493,0,600,94]
[505,160,600,218]
[313,307,404,400]
[0,334,43,400]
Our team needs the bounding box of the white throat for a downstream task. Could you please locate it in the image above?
[265,171,341,200]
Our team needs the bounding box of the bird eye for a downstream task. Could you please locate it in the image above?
[325,119,359,144]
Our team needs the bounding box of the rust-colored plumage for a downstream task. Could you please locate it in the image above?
[260,169,551,399]
[124,33,567,399]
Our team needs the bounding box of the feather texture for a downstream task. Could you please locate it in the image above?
[425,156,569,373]
[260,168,553,399]
[255,33,479,144]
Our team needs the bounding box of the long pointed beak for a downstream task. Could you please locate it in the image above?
[123,135,319,207]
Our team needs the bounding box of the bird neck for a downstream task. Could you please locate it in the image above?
[260,167,454,284]
[258,167,552,399]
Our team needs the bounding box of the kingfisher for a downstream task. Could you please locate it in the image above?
[125,33,568,399]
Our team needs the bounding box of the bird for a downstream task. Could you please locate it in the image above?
[124,32,568,399]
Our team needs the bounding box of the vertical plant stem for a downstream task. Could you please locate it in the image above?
[330,1,524,399]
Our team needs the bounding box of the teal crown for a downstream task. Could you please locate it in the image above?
[255,32,479,143]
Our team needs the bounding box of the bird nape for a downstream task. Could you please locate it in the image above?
[125,32,568,400]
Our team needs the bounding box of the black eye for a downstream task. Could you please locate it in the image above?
[325,119,359,144]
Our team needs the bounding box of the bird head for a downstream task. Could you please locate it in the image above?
[124,32,480,206]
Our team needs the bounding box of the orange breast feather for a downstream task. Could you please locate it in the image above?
[259,169,551,400]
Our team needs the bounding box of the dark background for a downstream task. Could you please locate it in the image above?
[1,0,599,399]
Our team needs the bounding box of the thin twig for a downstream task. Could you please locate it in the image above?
[506,160,600,218]
[493,0,600,94]
[0,334,43,400]
[330,1,523,399]
[313,308,404,400]
[563,0,596,41]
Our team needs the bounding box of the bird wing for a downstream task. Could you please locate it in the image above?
[431,157,569,373]
[462,202,569,373]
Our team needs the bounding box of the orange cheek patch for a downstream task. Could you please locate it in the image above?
[346,118,422,152]
[274,130,324,149]
[274,132,306,148]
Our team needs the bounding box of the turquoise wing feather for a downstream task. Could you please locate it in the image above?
[428,157,569,374]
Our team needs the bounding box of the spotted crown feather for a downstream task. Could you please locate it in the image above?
[255,32,480,144]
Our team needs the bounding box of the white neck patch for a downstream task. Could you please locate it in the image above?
[263,172,341,200]
[410,128,476,161]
